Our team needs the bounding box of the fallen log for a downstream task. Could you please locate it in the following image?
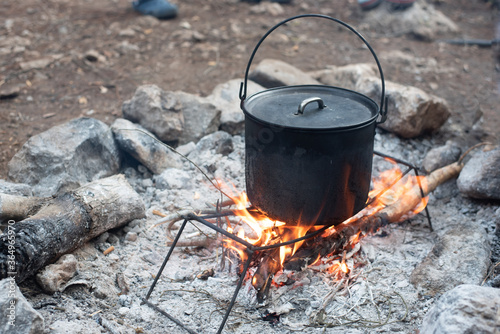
[0,174,145,283]
[252,161,464,299]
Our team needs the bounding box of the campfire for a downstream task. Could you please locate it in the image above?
[142,150,464,333]
[219,156,430,300]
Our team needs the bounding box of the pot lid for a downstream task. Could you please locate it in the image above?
[242,85,379,130]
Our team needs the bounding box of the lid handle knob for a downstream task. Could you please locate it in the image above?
[295,97,326,115]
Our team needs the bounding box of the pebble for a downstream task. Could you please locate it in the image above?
[125,231,138,242]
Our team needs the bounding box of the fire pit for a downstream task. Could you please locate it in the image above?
[141,14,438,334]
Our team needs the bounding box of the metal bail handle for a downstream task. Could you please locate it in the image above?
[239,14,387,124]
[295,97,326,115]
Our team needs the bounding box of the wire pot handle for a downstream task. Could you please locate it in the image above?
[239,14,387,124]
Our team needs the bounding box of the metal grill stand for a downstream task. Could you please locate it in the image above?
[141,152,432,334]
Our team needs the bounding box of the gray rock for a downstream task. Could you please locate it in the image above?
[361,2,459,40]
[122,85,221,144]
[422,141,462,173]
[8,117,120,197]
[357,77,450,138]
[207,79,265,135]
[313,63,451,138]
[111,118,182,174]
[248,59,320,88]
[176,91,221,144]
[192,131,234,156]
[457,147,500,200]
[249,2,285,16]
[36,254,78,293]
[420,284,500,334]
[312,63,377,91]
[122,84,184,142]
[410,223,490,296]
[176,141,196,156]
[0,278,44,333]
[153,168,192,190]
[0,180,32,196]
[125,231,138,242]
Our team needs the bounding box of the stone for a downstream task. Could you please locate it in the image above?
[175,91,221,144]
[0,278,44,333]
[176,141,196,156]
[18,54,63,71]
[422,141,462,173]
[125,231,138,242]
[361,2,459,40]
[153,168,192,190]
[356,76,450,138]
[249,2,285,16]
[192,131,234,156]
[111,118,182,174]
[0,180,32,196]
[0,84,22,99]
[83,49,106,63]
[122,85,221,144]
[248,59,320,88]
[312,63,378,91]
[457,146,500,200]
[122,85,184,142]
[410,223,490,296]
[207,79,265,135]
[36,254,78,293]
[420,284,500,334]
[313,62,451,137]
[8,117,120,197]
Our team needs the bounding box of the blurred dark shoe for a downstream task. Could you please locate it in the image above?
[358,0,383,10]
[386,0,416,10]
[240,0,292,3]
[132,0,178,19]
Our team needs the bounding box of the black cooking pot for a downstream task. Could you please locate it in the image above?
[239,15,387,226]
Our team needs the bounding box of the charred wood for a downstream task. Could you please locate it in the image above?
[0,175,145,283]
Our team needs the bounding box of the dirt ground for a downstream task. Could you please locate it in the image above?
[1,0,499,179]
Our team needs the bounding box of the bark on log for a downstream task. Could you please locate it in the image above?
[252,161,464,296]
[0,174,145,283]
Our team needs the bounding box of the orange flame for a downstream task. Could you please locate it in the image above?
[219,181,312,270]
[219,158,429,279]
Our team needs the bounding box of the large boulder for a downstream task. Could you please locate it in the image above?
[111,118,182,174]
[357,76,450,138]
[8,117,120,197]
[122,84,220,144]
[457,146,500,200]
[420,284,500,334]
